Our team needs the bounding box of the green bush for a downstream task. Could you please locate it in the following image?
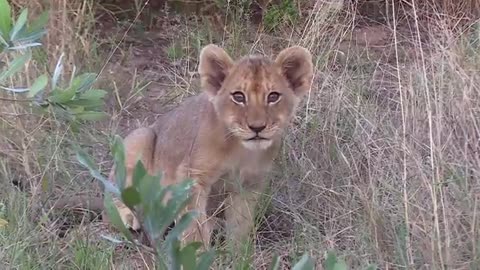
[76,135,316,269]
[0,0,108,128]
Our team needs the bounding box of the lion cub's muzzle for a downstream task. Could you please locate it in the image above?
[240,124,278,150]
[246,124,269,141]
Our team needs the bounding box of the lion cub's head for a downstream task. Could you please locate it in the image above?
[198,44,313,150]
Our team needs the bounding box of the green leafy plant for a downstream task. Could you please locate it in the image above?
[0,0,108,125]
[76,135,317,269]
[76,135,215,270]
[325,251,348,270]
[0,0,48,52]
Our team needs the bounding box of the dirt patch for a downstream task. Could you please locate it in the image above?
[96,9,195,135]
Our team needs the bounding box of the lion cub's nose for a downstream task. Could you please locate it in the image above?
[248,125,266,133]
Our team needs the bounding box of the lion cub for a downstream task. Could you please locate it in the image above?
[108,44,313,247]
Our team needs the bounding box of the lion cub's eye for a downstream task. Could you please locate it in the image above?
[267,92,281,104]
[231,91,246,104]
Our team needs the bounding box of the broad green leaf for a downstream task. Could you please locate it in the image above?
[63,98,104,110]
[179,243,198,270]
[70,73,97,93]
[27,10,48,35]
[144,216,159,247]
[324,251,347,270]
[292,253,315,270]
[186,242,203,250]
[269,254,281,270]
[333,261,347,270]
[196,249,216,270]
[160,205,191,239]
[79,89,107,100]
[104,193,134,242]
[111,135,127,189]
[74,111,109,121]
[365,264,377,270]
[48,87,76,103]
[28,74,48,97]
[0,0,12,39]
[138,178,166,235]
[166,179,194,207]
[164,212,197,244]
[68,105,85,114]
[10,8,28,41]
[0,33,8,48]
[161,180,195,233]
[121,187,141,208]
[325,251,338,270]
[14,32,44,45]
[170,178,195,198]
[75,147,120,195]
[132,160,148,188]
[49,105,73,122]
[0,51,31,83]
[141,180,171,238]
[52,74,95,103]
[138,174,164,205]
[167,238,182,270]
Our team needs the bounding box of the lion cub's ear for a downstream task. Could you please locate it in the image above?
[199,44,234,96]
[275,46,314,97]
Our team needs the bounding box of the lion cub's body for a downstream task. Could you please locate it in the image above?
[149,92,280,187]
[109,45,313,247]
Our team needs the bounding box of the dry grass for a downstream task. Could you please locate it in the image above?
[1,0,480,269]
[279,1,480,268]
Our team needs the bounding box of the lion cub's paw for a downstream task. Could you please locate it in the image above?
[113,198,141,231]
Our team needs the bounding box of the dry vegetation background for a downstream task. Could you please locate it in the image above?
[1,0,480,269]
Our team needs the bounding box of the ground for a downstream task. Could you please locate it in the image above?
[1,0,480,269]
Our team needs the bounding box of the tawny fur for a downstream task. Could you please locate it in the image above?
[108,44,314,248]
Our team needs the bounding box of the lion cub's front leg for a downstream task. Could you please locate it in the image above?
[225,191,261,245]
[107,127,156,231]
[181,182,214,248]
[224,172,267,246]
